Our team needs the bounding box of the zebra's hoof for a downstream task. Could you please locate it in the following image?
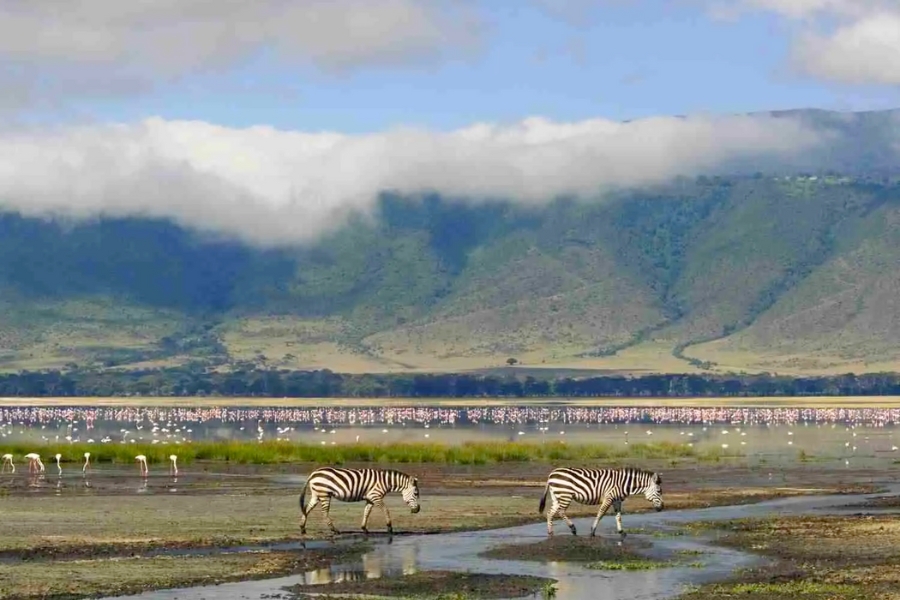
[300,526,307,535]
[569,527,577,536]
[362,528,369,536]
[619,530,627,538]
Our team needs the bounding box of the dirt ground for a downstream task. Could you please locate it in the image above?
[480,535,652,562]
[287,571,555,599]
[0,460,891,600]
[678,507,900,600]
[0,544,368,600]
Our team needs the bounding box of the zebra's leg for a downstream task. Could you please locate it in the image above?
[556,496,577,536]
[300,492,320,535]
[319,496,339,534]
[590,497,613,538]
[613,500,626,538]
[375,499,393,535]
[361,501,374,534]
[545,490,561,536]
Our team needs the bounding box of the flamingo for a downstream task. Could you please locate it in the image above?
[1,453,13,473]
[168,454,178,476]
[24,453,44,474]
[55,453,62,476]
[135,454,149,477]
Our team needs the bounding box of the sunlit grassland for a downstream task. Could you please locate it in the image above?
[0,440,737,466]
[0,296,184,372]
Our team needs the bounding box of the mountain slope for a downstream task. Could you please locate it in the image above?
[687,193,900,373]
[1,109,900,375]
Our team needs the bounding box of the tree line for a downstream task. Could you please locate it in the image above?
[0,365,898,398]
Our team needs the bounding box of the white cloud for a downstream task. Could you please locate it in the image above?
[0,0,483,111]
[791,13,900,85]
[0,113,825,246]
[717,0,900,85]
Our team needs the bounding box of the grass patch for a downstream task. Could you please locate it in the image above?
[586,559,670,570]
[0,440,736,466]
[287,571,555,600]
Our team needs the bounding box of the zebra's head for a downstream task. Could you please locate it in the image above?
[643,472,664,511]
[402,476,421,514]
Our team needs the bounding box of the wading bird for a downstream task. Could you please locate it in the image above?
[55,453,62,476]
[168,454,178,476]
[135,454,149,477]
[82,452,91,474]
[1,453,13,473]
[24,453,44,474]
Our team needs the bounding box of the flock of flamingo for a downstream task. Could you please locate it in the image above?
[1,451,178,477]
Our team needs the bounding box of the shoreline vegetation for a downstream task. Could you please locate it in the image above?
[1,367,900,400]
[0,440,737,466]
[5,394,900,408]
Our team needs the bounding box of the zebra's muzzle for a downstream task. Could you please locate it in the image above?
[654,504,663,512]
[411,505,421,514]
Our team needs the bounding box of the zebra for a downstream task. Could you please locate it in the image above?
[538,467,663,537]
[299,467,420,535]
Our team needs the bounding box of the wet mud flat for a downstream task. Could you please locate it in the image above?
[0,462,890,600]
[678,495,900,600]
[287,571,556,599]
[0,544,369,600]
[479,536,701,572]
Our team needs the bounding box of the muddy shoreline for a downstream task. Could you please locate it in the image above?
[0,461,894,600]
[287,571,556,599]
[677,493,900,600]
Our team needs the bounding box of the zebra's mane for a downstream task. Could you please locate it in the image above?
[604,467,661,484]
[381,469,417,486]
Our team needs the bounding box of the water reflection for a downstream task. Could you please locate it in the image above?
[298,543,418,586]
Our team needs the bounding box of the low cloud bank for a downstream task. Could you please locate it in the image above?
[0,113,827,246]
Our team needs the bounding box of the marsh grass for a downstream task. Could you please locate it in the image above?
[0,440,737,466]
[586,559,670,570]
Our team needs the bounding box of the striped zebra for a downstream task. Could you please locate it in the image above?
[299,467,420,535]
[538,467,663,537]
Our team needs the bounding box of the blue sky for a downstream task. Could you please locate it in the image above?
[0,1,898,245]
[7,0,900,132]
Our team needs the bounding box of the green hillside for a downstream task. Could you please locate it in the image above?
[1,171,899,376]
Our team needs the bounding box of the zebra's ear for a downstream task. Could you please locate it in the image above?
[654,473,662,484]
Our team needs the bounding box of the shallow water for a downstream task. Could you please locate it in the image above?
[2,404,900,465]
[96,483,900,600]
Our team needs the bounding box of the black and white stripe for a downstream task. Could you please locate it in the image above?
[299,467,421,535]
[538,467,663,537]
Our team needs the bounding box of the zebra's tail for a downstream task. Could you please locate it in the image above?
[538,481,549,514]
[299,478,310,514]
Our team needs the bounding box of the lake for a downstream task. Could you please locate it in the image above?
[1,404,899,465]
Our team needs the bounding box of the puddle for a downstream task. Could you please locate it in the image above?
[97,483,900,600]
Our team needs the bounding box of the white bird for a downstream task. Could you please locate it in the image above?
[24,453,44,474]
[55,453,62,475]
[82,452,91,474]
[168,454,178,476]
[135,454,149,477]
[1,453,13,473]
